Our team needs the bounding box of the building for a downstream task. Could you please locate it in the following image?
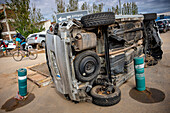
[156,12,170,21]
[0,4,16,40]
[38,20,51,32]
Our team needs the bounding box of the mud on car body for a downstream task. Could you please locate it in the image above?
[45,12,162,106]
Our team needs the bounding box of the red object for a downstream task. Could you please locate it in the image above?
[0,42,7,47]
[13,43,15,45]
[15,91,24,100]
[35,37,38,40]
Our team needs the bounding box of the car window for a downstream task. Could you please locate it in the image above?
[31,34,37,37]
[164,20,167,24]
[157,21,163,25]
[8,40,13,43]
[39,34,46,37]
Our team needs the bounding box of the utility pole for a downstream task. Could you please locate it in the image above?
[119,0,122,15]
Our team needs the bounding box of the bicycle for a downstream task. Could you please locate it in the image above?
[12,44,38,61]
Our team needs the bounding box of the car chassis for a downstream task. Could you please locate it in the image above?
[45,12,163,106]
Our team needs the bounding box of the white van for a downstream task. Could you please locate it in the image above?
[27,32,46,48]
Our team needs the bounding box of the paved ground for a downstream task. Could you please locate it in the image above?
[0,31,170,113]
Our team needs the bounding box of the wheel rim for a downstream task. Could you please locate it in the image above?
[28,50,37,60]
[79,56,97,77]
[42,42,45,48]
[13,52,22,61]
[96,86,115,96]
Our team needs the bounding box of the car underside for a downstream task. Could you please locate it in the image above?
[45,12,163,106]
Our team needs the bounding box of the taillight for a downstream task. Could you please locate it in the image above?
[35,37,38,40]
[13,43,15,45]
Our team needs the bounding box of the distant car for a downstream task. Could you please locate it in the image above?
[27,32,46,48]
[156,20,168,33]
[6,40,16,50]
[161,19,170,30]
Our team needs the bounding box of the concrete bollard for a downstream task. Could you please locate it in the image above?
[134,57,146,91]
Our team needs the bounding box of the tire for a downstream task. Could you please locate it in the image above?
[90,85,121,106]
[81,12,115,28]
[74,50,101,82]
[143,13,157,21]
[13,51,23,61]
[41,41,45,48]
[28,49,38,60]
[163,28,166,33]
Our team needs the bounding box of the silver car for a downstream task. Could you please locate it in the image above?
[27,32,46,48]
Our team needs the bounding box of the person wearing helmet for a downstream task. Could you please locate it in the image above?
[13,33,26,51]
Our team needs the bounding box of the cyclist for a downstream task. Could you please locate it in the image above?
[0,40,8,55]
[13,33,26,51]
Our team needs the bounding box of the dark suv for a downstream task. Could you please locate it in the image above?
[156,20,168,32]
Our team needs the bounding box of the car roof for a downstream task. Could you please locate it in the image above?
[27,32,46,38]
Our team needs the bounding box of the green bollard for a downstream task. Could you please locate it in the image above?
[18,68,27,96]
[134,57,146,91]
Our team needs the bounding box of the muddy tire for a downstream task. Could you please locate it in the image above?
[74,51,101,82]
[90,85,121,106]
[81,12,115,28]
[143,13,157,21]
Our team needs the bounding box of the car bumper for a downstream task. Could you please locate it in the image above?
[27,40,39,45]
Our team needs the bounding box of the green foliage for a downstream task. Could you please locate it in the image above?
[81,2,88,10]
[0,12,4,38]
[67,0,78,12]
[92,2,104,13]
[132,2,138,15]
[115,5,119,15]
[122,2,138,15]
[55,0,65,13]
[5,0,44,38]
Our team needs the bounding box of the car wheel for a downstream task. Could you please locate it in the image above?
[41,41,45,48]
[163,28,166,33]
[90,85,121,106]
[143,13,157,21]
[81,12,115,28]
[74,50,101,82]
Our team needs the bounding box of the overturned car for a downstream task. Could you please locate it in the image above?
[45,12,163,106]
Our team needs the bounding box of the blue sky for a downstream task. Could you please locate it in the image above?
[1,0,170,21]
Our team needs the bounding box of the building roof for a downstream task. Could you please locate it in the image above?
[157,12,170,16]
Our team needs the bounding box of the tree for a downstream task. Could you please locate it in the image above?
[132,2,138,15]
[67,0,78,12]
[55,0,65,13]
[115,5,119,15]
[98,3,104,12]
[92,2,98,13]
[122,2,138,15]
[6,0,44,38]
[81,2,88,10]
[0,12,5,38]
[112,6,115,13]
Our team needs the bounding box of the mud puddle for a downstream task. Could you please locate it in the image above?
[1,93,35,112]
[129,87,165,103]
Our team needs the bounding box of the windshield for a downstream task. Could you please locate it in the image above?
[157,21,163,25]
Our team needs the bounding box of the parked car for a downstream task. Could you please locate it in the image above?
[27,32,46,48]
[163,19,170,29]
[45,12,162,106]
[156,20,169,32]
[6,40,16,50]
